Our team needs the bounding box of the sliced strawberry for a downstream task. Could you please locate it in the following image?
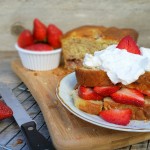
[0,100,13,120]
[18,29,34,48]
[111,88,144,107]
[25,43,53,51]
[78,86,103,100]
[94,86,120,97]
[116,35,141,55]
[99,109,132,126]
[139,89,150,97]
[47,24,63,49]
[33,18,47,42]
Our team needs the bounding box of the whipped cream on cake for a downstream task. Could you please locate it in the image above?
[83,45,150,85]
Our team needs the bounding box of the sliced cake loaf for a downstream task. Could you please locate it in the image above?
[61,25,138,69]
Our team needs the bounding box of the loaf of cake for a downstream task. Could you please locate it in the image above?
[61,25,138,69]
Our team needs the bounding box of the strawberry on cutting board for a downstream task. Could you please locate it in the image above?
[33,18,47,42]
[0,100,13,120]
[94,86,120,97]
[18,30,34,48]
[47,24,63,49]
[25,43,53,51]
[111,88,144,107]
[78,86,103,100]
[99,109,132,126]
[117,35,141,55]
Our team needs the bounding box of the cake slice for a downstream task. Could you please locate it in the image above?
[61,25,138,69]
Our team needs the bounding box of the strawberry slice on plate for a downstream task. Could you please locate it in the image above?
[111,88,144,107]
[0,100,13,120]
[93,86,120,97]
[78,86,103,100]
[117,35,141,55]
[139,89,150,97]
[18,29,34,48]
[33,18,47,42]
[99,109,132,126]
[25,43,53,51]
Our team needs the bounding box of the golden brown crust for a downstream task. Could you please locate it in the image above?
[72,90,103,115]
[62,25,106,39]
[101,27,138,41]
[62,25,138,41]
[104,97,150,120]
[75,67,113,87]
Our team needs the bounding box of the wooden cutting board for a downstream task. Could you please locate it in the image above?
[11,59,150,150]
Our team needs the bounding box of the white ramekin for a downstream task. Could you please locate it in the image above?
[15,43,62,71]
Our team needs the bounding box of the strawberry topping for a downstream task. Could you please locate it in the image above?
[78,86,103,100]
[94,86,120,97]
[99,109,132,126]
[111,88,144,107]
[117,35,141,55]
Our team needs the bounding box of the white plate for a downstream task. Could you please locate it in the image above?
[56,72,150,132]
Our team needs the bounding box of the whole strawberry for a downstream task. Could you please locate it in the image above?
[33,18,47,42]
[18,29,34,48]
[47,24,63,49]
[0,100,13,120]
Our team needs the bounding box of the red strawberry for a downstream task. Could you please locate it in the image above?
[94,86,120,97]
[0,100,13,120]
[33,18,47,42]
[99,109,132,126]
[111,88,144,107]
[116,35,141,55]
[25,43,53,51]
[47,24,63,49]
[78,86,103,100]
[18,30,34,48]
[139,89,150,97]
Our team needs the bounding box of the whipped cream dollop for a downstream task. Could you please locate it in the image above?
[83,45,150,85]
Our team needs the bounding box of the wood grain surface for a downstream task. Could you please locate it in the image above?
[0,0,150,51]
[11,59,150,150]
